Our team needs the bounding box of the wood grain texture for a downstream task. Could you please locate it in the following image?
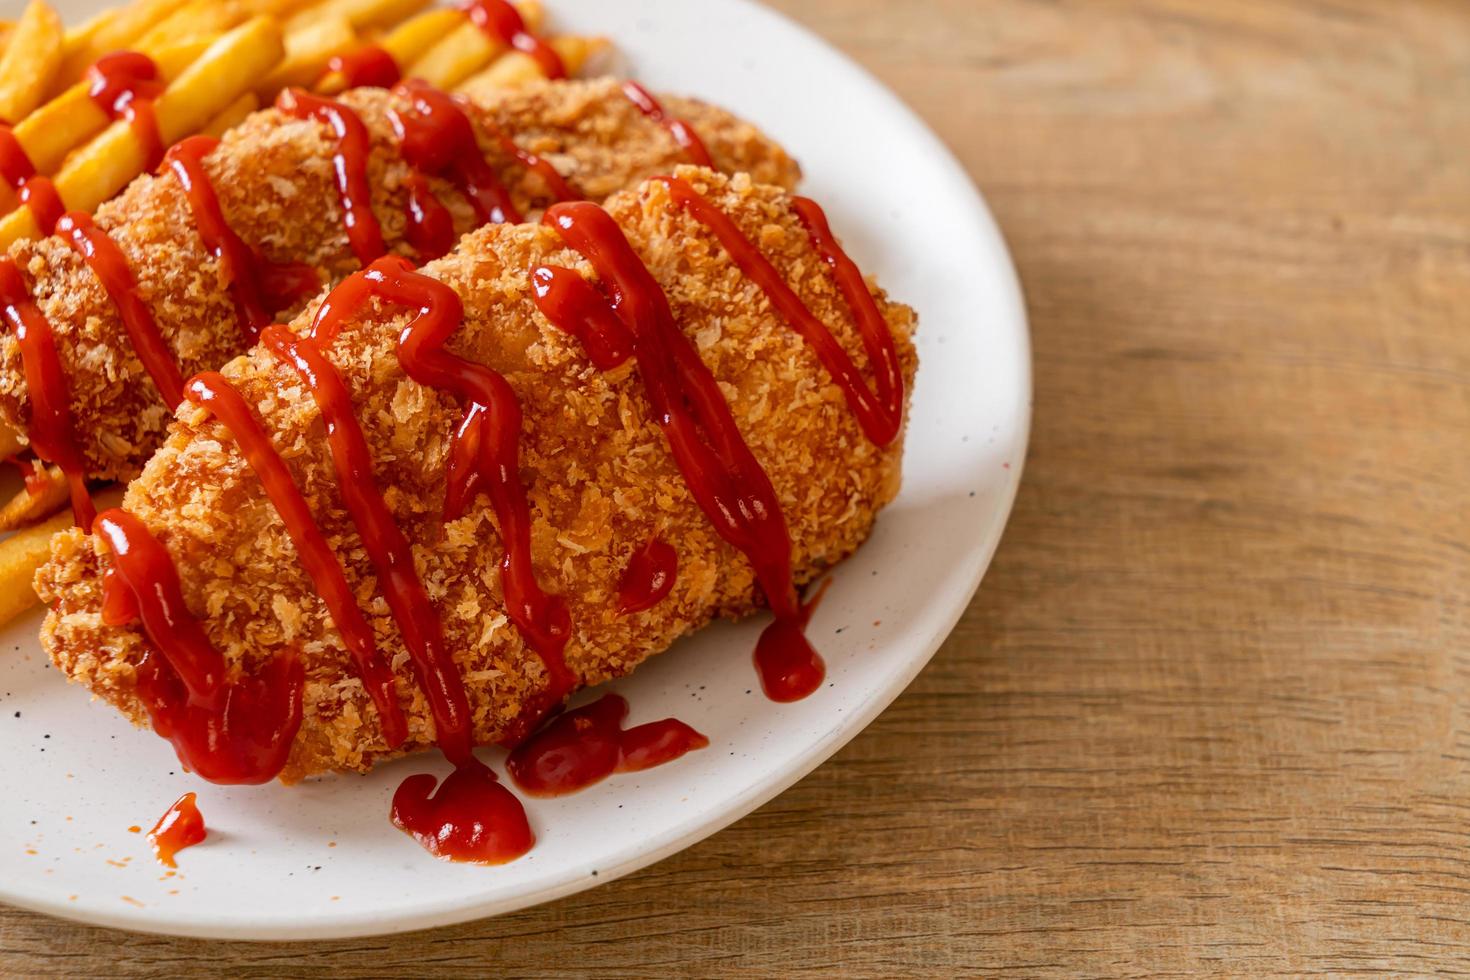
[5,0,1470,974]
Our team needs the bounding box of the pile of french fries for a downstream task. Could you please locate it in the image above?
[0,0,607,629]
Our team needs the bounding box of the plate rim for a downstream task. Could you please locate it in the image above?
[0,0,1031,940]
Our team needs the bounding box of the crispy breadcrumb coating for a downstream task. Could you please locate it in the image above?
[36,168,914,783]
[0,79,800,482]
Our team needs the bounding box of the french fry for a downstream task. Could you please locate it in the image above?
[457,35,605,91]
[0,17,285,250]
[402,0,542,90]
[0,1,65,125]
[0,485,122,630]
[314,6,460,95]
[54,0,190,91]
[255,15,356,100]
[0,463,68,532]
[201,91,258,137]
[287,0,426,34]
[133,0,244,53]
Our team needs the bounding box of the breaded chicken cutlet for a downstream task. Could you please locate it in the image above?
[0,77,800,485]
[36,167,916,784]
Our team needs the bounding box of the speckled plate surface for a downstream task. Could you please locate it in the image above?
[1,0,1030,939]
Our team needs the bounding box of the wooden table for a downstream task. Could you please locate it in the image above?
[5,0,1469,973]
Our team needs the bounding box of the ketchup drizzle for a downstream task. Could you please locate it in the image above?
[18,178,63,235]
[389,80,522,227]
[617,538,677,615]
[462,0,566,80]
[507,694,707,797]
[57,212,184,408]
[326,45,402,90]
[0,125,34,191]
[276,89,386,265]
[403,170,456,261]
[96,508,305,784]
[147,791,206,868]
[183,372,408,749]
[0,258,93,528]
[162,137,320,341]
[534,202,811,694]
[657,177,905,447]
[86,52,165,170]
[621,82,713,169]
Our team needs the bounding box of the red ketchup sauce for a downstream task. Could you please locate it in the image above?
[162,137,321,342]
[326,45,402,90]
[462,0,566,80]
[182,372,408,749]
[86,52,165,170]
[402,170,456,262]
[96,508,305,784]
[56,212,184,408]
[147,791,206,868]
[0,258,94,528]
[533,201,823,700]
[389,80,522,227]
[276,89,386,265]
[391,758,533,864]
[617,538,678,615]
[0,125,62,233]
[621,82,713,169]
[507,694,707,796]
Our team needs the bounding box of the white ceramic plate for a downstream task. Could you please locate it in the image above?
[1,0,1029,940]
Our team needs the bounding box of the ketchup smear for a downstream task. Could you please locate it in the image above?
[462,0,566,80]
[507,694,708,797]
[147,792,206,868]
[276,90,386,265]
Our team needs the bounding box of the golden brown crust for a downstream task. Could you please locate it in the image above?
[36,168,912,783]
[0,79,801,482]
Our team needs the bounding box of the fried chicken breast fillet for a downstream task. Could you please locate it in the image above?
[36,167,914,783]
[0,78,800,482]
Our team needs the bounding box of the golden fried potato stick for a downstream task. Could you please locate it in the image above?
[314,6,461,95]
[132,0,245,52]
[457,36,605,92]
[286,0,427,33]
[254,14,356,100]
[0,17,284,249]
[200,91,259,138]
[54,0,190,92]
[0,463,68,532]
[0,1,65,124]
[402,0,542,90]
[0,36,217,218]
[0,486,121,629]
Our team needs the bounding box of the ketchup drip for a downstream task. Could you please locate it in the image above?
[657,178,905,447]
[147,792,206,868]
[162,137,321,342]
[95,508,304,784]
[506,694,707,797]
[391,757,533,864]
[621,82,713,169]
[462,0,566,80]
[276,89,386,265]
[389,80,522,227]
[403,170,456,261]
[326,45,402,90]
[56,212,184,408]
[488,125,576,205]
[86,52,165,170]
[182,372,408,749]
[617,538,678,615]
[0,258,93,529]
[533,202,817,697]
